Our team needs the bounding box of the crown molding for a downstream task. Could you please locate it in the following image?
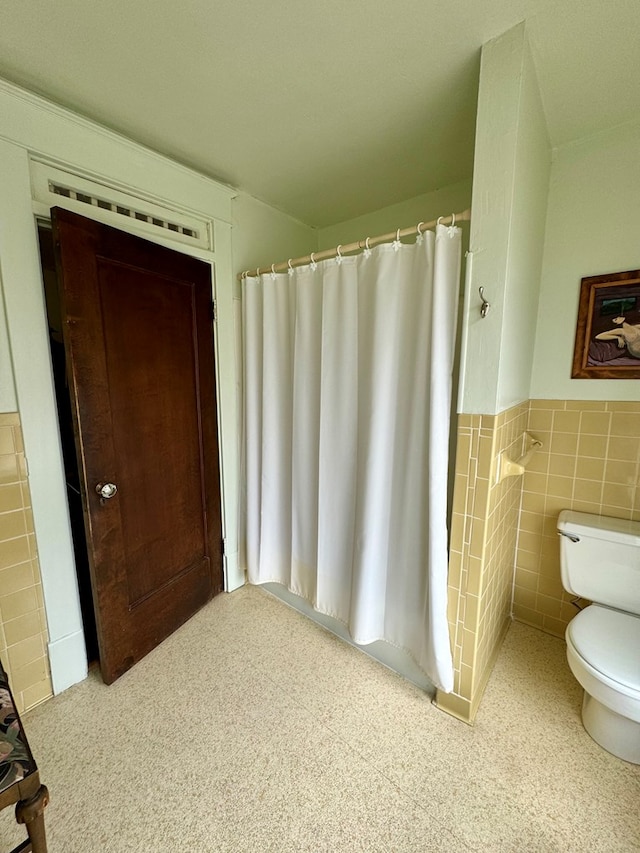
[0,77,237,221]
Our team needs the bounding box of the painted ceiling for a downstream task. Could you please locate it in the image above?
[0,0,638,227]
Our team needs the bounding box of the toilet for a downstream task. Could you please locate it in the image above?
[557,510,640,764]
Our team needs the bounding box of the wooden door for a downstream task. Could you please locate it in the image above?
[52,207,223,684]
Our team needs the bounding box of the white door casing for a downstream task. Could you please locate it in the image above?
[0,79,241,694]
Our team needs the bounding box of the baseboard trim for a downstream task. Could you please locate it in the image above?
[224,551,245,591]
[433,691,474,724]
[48,630,88,694]
[434,615,512,725]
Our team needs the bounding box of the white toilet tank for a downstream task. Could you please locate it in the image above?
[558,510,640,616]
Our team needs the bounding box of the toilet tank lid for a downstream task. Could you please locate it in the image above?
[558,510,640,545]
[568,605,640,692]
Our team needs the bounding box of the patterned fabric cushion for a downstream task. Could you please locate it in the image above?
[0,664,37,793]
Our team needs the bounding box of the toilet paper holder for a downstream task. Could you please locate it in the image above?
[495,431,542,484]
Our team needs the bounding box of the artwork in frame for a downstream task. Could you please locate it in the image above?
[571,268,640,379]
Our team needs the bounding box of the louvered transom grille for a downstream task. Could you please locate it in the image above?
[49,182,199,239]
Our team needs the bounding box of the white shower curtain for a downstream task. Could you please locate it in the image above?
[242,223,461,692]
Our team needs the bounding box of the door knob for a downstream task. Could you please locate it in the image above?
[96,482,118,499]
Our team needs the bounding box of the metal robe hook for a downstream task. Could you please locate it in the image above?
[479,287,491,318]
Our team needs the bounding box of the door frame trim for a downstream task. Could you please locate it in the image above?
[33,178,239,691]
[0,81,240,696]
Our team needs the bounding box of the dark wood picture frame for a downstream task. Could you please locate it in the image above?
[571,268,640,379]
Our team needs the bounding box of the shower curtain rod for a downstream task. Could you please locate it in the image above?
[238,208,471,280]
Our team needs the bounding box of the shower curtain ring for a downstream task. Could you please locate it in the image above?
[336,245,343,264]
[450,213,456,227]
[437,216,444,226]
[287,259,294,276]
[416,222,424,236]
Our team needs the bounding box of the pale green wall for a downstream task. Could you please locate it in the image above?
[317,179,472,251]
[459,23,551,416]
[0,267,17,412]
[530,119,640,400]
[497,40,551,412]
[231,193,317,293]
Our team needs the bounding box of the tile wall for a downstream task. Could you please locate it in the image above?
[0,412,53,712]
[438,398,640,724]
[514,399,640,636]
[436,402,529,723]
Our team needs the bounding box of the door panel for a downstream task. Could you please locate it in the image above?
[52,207,223,684]
[98,262,206,603]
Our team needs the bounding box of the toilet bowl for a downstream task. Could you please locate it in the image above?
[558,511,640,764]
[565,603,640,762]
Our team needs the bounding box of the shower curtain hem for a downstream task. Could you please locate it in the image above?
[252,578,453,693]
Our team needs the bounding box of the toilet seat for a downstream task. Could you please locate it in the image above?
[566,605,640,723]
[568,605,640,692]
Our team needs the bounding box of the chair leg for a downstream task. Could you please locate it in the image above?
[15,784,50,853]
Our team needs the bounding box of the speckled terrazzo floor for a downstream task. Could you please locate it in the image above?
[2,586,639,852]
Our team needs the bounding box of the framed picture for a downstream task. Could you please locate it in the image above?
[571,268,640,379]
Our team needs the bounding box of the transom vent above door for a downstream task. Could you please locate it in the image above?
[30,160,213,250]
[49,182,199,239]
